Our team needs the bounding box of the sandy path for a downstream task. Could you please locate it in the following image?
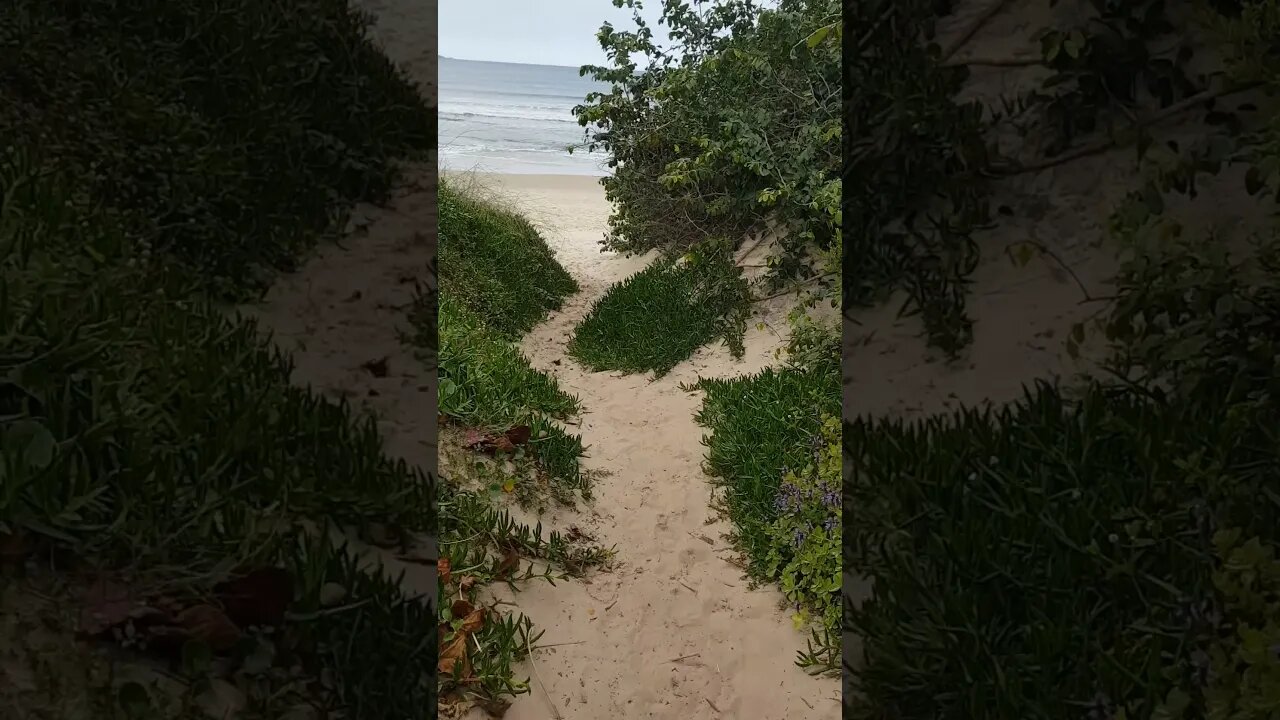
[463,173,840,720]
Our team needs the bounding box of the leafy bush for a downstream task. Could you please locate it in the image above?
[568,243,750,376]
[434,179,610,710]
[439,181,578,339]
[577,0,840,291]
[439,297,581,425]
[765,413,840,671]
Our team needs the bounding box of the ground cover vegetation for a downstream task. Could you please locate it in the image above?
[844,0,1280,717]
[1,0,441,717]
[572,0,845,674]
[567,241,751,377]
[434,181,611,714]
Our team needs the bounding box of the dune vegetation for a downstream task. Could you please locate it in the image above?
[1,1,439,717]
[843,0,1280,717]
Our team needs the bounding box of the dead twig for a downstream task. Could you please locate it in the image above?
[998,82,1263,175]
[668,652,701,663]
[1005,241,1096,302]
[526,633,563,720]
[941,0,1011,62]
[943,55,1040,68]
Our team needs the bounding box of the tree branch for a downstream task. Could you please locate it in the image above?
[996,82,1263,176]
[941,0,1012,62]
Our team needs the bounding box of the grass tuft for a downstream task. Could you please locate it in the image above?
[439,180,578,339]
[568,243,751,377]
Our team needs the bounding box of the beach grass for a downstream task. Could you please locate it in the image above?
[568,243,751,377]
[439,180,578,339]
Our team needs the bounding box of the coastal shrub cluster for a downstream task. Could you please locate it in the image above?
[845,1,1280,715]
[687,313,841,672]
[576,0,840,294]
[1,0,439,716]
[568,242,751,376]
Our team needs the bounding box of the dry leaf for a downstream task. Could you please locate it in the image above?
[495,547,519,579]
[504,425,531,446]
[176,605,241,651]
[360,357,389,377]
[438,557,452,585]
[438,632,470,678]
[451,599,475,619]
[79,579,144,636]
[458,575,476,592]
[460,608,485,634]
[0,530,29,564]
[215,567,292,628]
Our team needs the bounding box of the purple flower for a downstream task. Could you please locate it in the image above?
[793,528,807,547]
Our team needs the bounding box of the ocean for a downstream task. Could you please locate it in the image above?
[438,56,612,176]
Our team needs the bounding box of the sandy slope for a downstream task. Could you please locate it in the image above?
[241,0,440,627]
[455,173,840,720]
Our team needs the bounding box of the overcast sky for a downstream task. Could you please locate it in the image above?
[439,0,667,67]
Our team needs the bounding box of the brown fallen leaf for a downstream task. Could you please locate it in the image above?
[461,428,488,449]
[460,608,485,634]
[0,530,29,565]
[79,579,145,636]
[438,632,470,678]
[176,605,241,652]
[458,575,476,593]
[215,567,292,628]
[495,547,520,579]
[461,428,518,455]
[451,599,475,619]
[438,557,452,585]
[504,425,532,446]
[474,698,513,717]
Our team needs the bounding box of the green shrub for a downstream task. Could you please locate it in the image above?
[568,244,750,377]
[439,296,580,424]
[577,0,840,292]
[766,414,840,667]
[687,322,839,562]
[439,182,578,339]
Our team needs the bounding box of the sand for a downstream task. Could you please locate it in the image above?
[437,172,838,720]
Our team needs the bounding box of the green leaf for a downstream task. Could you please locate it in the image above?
[805,23,834,49]
[4,419,55,469]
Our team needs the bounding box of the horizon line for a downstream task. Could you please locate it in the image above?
[439,54,591,71]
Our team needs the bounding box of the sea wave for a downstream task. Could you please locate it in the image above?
[438,103,579,124]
